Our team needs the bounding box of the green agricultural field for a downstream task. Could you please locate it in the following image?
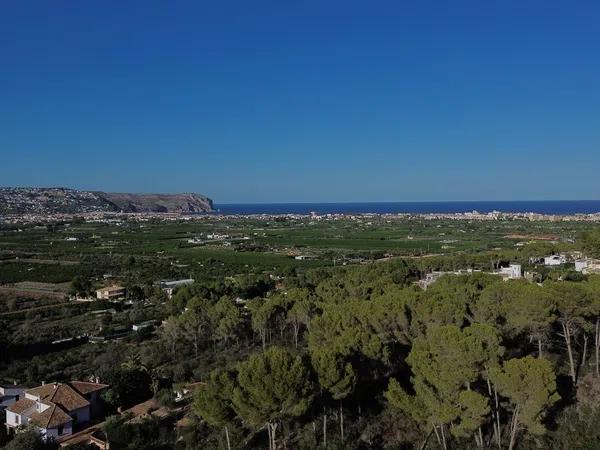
[0,261,85,284]
[0,216,588,291]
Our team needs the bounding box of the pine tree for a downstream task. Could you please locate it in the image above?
[232,347,314,450]
[490,356,560,450]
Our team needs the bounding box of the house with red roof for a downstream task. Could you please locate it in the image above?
[5,380,108,441]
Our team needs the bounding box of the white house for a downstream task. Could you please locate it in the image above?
[132,320,157,332]
[497,263,523,280]
[0,385,24,412]
[575,258,600,274]
[416,269,483,290]
[156,279,194,299]
[575,259,588,272]
[206,233,229,240]
[5,380,107,441]
[174,381,206,403]
[96,286,126,301]
[544,255,566,266]
[294,255,317,260]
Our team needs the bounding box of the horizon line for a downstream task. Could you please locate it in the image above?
[215,199,600,205]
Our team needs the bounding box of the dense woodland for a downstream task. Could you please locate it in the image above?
[2,223,600,449]
[178,262,600,450]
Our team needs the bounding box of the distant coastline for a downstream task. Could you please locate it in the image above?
[214,200,600,215]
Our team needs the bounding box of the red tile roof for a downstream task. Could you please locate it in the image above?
[26,383,89,412]
[29,404,73,429]
[6,397,36,414]
[8,380,110,434]
[69,381,109,395]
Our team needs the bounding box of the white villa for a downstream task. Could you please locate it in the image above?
[416,269,482,289]
[575,258,600,274]
[96,285,126,301]
[5,380,108,441]
[416,264,523,290]
[0,384,25,412]
[157,278,194,298]
[496,263,523,280]
[544,255,567,266]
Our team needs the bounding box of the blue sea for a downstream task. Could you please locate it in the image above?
[213,201,600,215]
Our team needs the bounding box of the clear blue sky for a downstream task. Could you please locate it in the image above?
[2,1,599,203]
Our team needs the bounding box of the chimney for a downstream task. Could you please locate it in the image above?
[41,381,45,386]
[53,383,58,390]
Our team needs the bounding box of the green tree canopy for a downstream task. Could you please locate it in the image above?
[194,369,237,427]
[210,296,243,347]
[232,347,314,450]
[490,356,560,450]
[386,324,503,448]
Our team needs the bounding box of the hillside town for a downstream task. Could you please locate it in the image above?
[0,188,213,216]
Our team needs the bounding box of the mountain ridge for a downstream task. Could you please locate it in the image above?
[0,187,214,214]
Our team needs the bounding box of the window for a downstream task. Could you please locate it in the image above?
[15,415,20,425]
[58,425,64,435]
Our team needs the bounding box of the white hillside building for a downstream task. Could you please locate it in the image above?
[497,263,523,280]
[575,258,600,274]
[544,255,566,266]
[157,278,195,298]
[5,381,107,441]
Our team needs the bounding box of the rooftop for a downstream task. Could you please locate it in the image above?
[29,404,73,428]
[6,397,36,414]
[97,285,125,292]
[69,380,109,395]
[27,383,90,411]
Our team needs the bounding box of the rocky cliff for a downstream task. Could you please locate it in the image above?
[99,191,213,213]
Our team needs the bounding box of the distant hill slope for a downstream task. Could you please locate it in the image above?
[99,191,213,213]
[0,187,214,214]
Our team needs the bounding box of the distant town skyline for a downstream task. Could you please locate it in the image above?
[2,1,600,203]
